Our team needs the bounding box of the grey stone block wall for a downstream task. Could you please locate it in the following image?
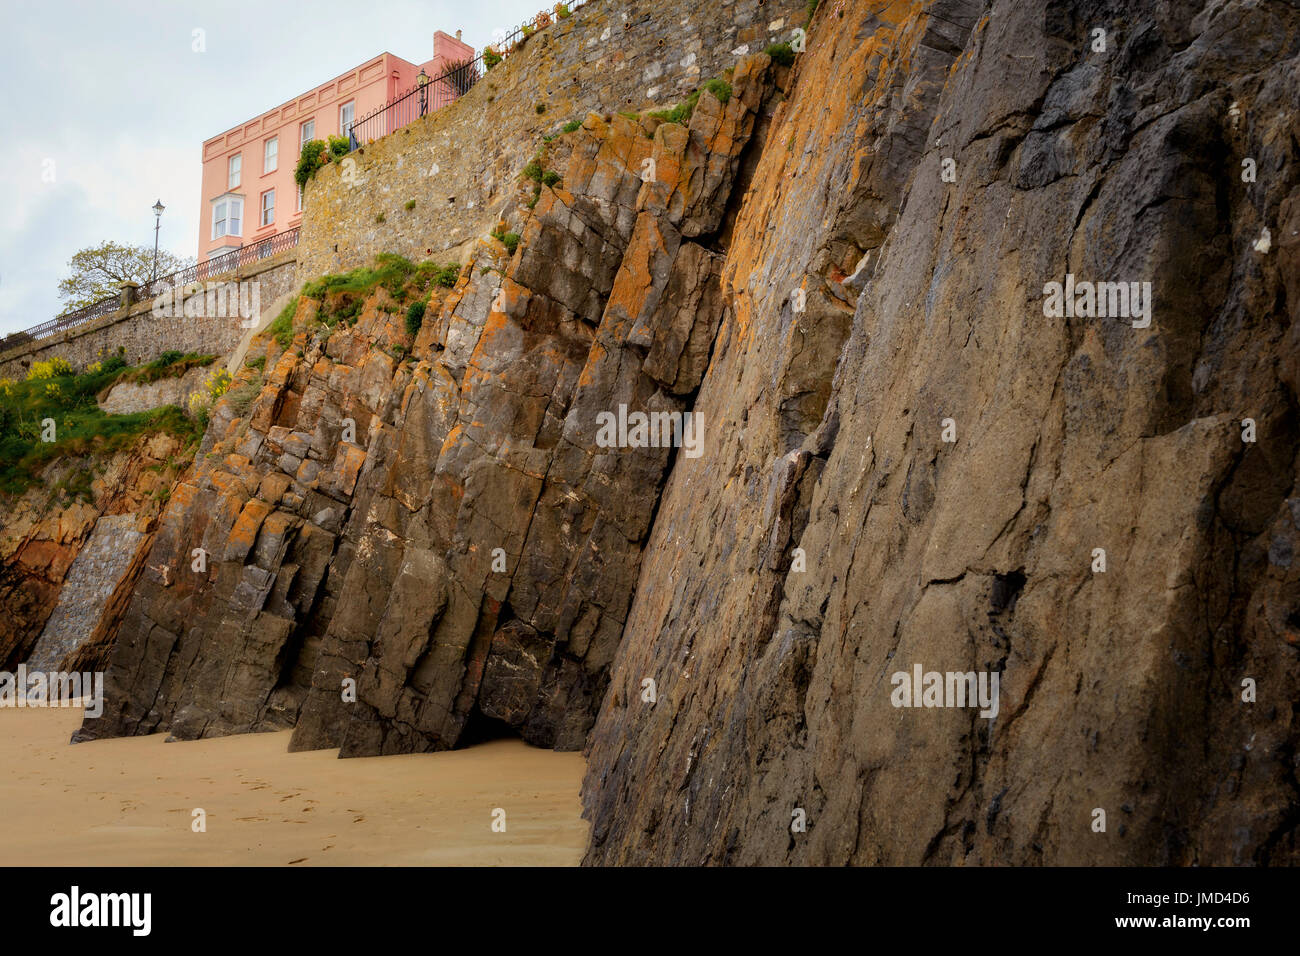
[0,255,298,379]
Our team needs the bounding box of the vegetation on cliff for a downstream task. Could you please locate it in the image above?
[271,254,461,349]
[294,136,351,188]
[0,354,206,495]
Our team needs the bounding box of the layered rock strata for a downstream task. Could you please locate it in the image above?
[77,57,785,756]
[582,0,1300,865]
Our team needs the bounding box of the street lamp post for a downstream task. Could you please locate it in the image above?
[151,199,165,283]
[418,70,429,117]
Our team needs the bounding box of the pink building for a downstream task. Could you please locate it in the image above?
[198,30,474,262]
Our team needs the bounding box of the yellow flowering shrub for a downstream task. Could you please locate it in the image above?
[186,366,232,423]
[204,367,233,400]
[26,357,74,380]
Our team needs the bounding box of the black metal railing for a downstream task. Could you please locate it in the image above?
[346,1,591,149]
[347,56,484,148]
[136,226,300,301]
[2,295,122,351]
[0,226,300,353]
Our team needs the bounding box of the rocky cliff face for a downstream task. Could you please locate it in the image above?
[582,0,1300,864]
[13,0,1295,867]
[75,55,786,755]
[0,434,185,672]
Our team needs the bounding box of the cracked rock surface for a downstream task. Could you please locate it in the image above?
[76,57,783,758]
[581,0,1300,864]
[18,0,1297,867]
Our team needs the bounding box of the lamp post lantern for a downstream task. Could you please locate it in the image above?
[418,69,429,117]
[151,199,165,283]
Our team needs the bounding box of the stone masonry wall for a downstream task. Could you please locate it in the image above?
[0,253,298,379]
[296,0,805,281]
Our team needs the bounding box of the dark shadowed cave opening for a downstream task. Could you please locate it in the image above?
[458,705,525,747]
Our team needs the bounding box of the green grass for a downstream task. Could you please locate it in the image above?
[491,228,521,256]
[285,255,460,343]
[561,120,581,134]
[301,254,420,301]
[0,362,201,497]
[647,76,734,130]
[649,91,701,126]
[523,154,562,207]
[224,378,263,416]
[703,77,732,104]
[405,300,426,336]
[765,41,796,66]
[117,352,215,385]
[268,296,300,348]
[422,262,461,289]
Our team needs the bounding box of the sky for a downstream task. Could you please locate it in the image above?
[0,0,547,336]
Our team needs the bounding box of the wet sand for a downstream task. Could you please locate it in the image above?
[0,705,588,866]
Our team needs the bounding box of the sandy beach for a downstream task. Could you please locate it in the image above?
[0,704,587,866]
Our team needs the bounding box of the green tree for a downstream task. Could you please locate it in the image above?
[57,241,195,312]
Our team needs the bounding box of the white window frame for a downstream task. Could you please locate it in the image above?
[228,154,241,189]
[296,184,303,213]
[339,101,355,137]
[263,136,278,174]
[300,118,315,149]
[260,188,275,227]
[211,195,243,240]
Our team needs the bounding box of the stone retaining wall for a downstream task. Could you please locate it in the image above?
[0,251,298,379]
[296,0,805,280]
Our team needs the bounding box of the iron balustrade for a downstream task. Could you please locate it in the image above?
[0,226,300,353]
[136,226,300,301]
[345,1,590,150]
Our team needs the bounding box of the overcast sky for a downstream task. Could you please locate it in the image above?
[0,0,546,336]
